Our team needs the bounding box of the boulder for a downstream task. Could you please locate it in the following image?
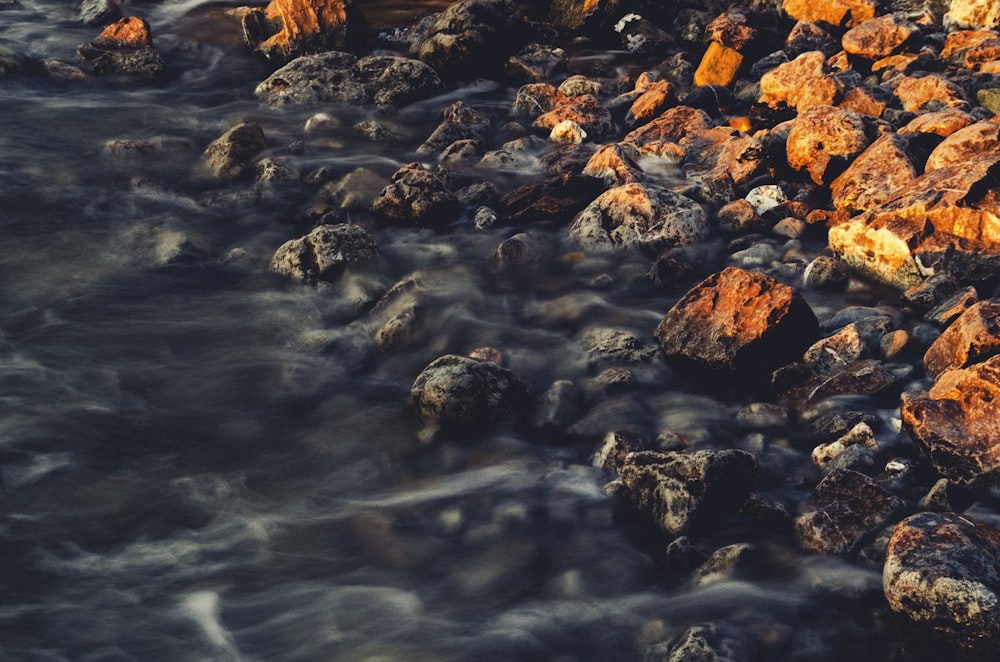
[924,121,1000,172]
[884,512,1000,661]
[902,353,1000,488]
[945,0,1000,30]
[796,469,905,555]
[893,74,969,112]
[567,183,707,255]
[254,52,442,108]
[618,449,757,536]
[76,16,166,78]
[841,14,919,60]
[417,0,529,79]
[654,266,819,383]
[269,223,378,284]
[532,94,615,141]
[781,0,877,28]
[241,0,359,61]
[410,354,529,440]
[759,51,840,110]
[923,300,1000,379]
[200,122,267,182]
[372,162,461,227]
[786,104,875,185]
[828,153,1000,290]
[829,133,925,213]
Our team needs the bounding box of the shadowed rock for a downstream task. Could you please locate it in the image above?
[884,512,1000,661]
[417,0,529,79]
[200,122,267,182]
[373,163,461,227]
[76,16,166,78]
[270,223,377,284]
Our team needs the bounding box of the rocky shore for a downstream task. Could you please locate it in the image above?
[7,0,1000,658]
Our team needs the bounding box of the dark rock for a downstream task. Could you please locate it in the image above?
[884,512,1000,662]
[533,94,615,141]
[618,449,757,536]
[199,122,267,182]
[372,163,461,227]
[76,16,166,79]
[417,0,529,79]
[505,42,565,83]
[410,354,529,441]
[796,468,905,555]
[499,173,604,224]
[269,223,378,284]
[654,266,819,385]
[533,380,583,439]
[80,0,120,26]
[923,299,1000,379]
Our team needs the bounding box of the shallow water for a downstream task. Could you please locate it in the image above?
[0,2,908,660]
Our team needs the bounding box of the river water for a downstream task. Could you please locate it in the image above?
[0,1,904,660]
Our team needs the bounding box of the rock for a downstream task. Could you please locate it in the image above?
[581,143,644,186]
[511,83,566,119]
[549,119,587,144]
[828,153,1000,290]
[76,16,166,78]
[680,127,766,188]
[614,13,673,55]
[557,75,602,98]
[893,74,970,113]
[621,105,712,156]
[829,133,928,213]
[694,41,744,88]
[745,184,786,215]
[811,421,880,470]
[902,353,1000,488]
[786,104,874,186]
[841,15,919,60]
[796,468,905,555]
[624,80,675,127]
[410,354,529,440]
[567,183,707,255]
[692,543,759,587]
[924,121,1000,172]
[498,172,604,224]
[200,122,267,182]
[580,327,658,365]
[241,0,359,61]
[925,286,980,327]
[547,0,616,30]
[80,0,120,26]
[269,223,378,284]
[533,94,615,141]
[618,449,757,536]
[759,51,840,111]
[417,0,529,79]
[372,163,461,228]
[945,0,1000,30]
[884,512,1000,661]
[505,42,565,83]
[784,21,838,58]
[923,300,1000,379]
[654,266,819,384]
[255,52,442,108]
[533,380,583,439]
[651,623,754,662]
[803,322,879,373]
[781,0,877,28]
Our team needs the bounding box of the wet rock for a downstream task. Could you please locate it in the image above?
[533,380,583,439]
[811,421,880,470]
[925,286,979,327]
[692,542,759,587]
[255,51,442,108]
[650,623,755,662]
[241,0,359,61]
[76,16,166,79]
[618,449,757,536]
[924,121,1000,172]
[893,74,970,112]
[417,0,529,79]
[317,167,390,212]
[828,153,1000,290]
[493,232,541,267]
[655,266,819,384]
[511,83,566,119]
[568,183,707,255]
[549,119,587,144]
[829,133,925,213]
[269,222,377,284]
[796,468,905,555]
[759,51,840,110]
[945,0,1000,31]
[902,353,1000,488]
[801,358,909,404]
[547,0,616,30]
[681,127,766,188]
[410,354,529,441]
[625,80,675,128]
[478,135,548,169]
[498,172,604,224]
[533,94,615,141]
[580,327,658,365]
[582,143,644,186]
[804,323,878,374]
[786,104,874,186]
[884,512,1000,661]
[80,0,120,26]
[372,162,461,227]
[200,122,267,182]
[614,13,673,55]
[923,300,1000,379]
[802,255,850,290]
[782,0,877,28]
[505,42,565,83]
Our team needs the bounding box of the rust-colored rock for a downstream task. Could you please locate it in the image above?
[498,173,604,224]
[533,94,614,140]
[77,16,166,78]
[624,79,674,126]
[838,86,891,118]
[841,14,919,60]
[781,0,877,29]
[621,105,712,156]
[902,354,1000,487]
[786,104,873,185]
[705,9,757,51]
[796,468,904,555]
[581,143,645,186]
[829,133,922,212]
[759,51,840,110]
[898,108,975,138]
[694,41,743,88]
[945,0,1000,31]
[243,0,353,61]
[654,266,819,382]
[941,29,999,66]
[923,300,1000,379]
[680,127,766,187]
[884,512,1000,662]
[924,121,1000,172]
[894,74,970,112]
[94,16,152,49]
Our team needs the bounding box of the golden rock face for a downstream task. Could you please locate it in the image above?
[256,0,350,59]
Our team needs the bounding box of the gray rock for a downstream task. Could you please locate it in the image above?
[200,122,267,182]
[416,0,529,78]
[80,0,120,26]
[410,354,529,441]
[372,162,461,227]
[269,223,377,284]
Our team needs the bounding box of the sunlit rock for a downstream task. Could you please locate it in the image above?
[759,51,840,110]
[76,16,166,78]
[829,133,927,213]
[782,0,876,28]
[945,0,1000,30]
[841,14,919,60]
[923,300,1000,379]
[533,94,615,141]
[884,512,1000,661]
[242,0,357,61]
[893,73,969,112]
[786,104,875,186]
[924,121,1000,172]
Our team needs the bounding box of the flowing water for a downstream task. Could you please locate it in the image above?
[0,1,904,660]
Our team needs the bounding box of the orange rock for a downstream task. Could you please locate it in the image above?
[983,60,1000,74]
[839,86,890,117]
[782,0,876,29]
[532,94,614,139]
[871,53,924,75]
[694,41,743,87]
[680,127,765,187]
[830,133,921,213]
[941,29,998,64]
[899,108,975,137]
[759,51,840,110]
[945,0,1000,31]
[622,105,712,157]
[581,143,645,186]
[548,0,602,30]
[257,0,349,60]
[841,14,918,60]
[894,74,970,112]
[625,79,674,126]
[924,300,1000,379]
[95,16,152,49]
[925,121,1000,172]
[966,38,1000,69]
[786,104,873,185]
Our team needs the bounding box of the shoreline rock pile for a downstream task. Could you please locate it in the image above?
[10,0,1000,657]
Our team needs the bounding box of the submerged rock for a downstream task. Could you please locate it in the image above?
[884,512,1000,661]
[410,354,529,441]
[199,122,267,182]
[269,223,377,284]
[372,162,462,227]
[76,16,166,78]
